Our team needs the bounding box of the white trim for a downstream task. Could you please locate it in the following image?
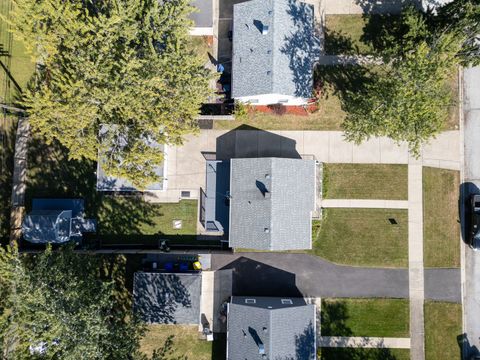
[189,27,214,36]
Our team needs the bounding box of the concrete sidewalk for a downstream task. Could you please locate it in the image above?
[319,336,411,349]
[321,199,408,209]
[408,162,425,360]
[148,129,461,203]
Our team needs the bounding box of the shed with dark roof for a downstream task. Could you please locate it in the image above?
[133,272,202,325]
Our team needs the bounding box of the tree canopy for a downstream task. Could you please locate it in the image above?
[7,0,212,188]
[0,245,186,359]
[342,7,464,155]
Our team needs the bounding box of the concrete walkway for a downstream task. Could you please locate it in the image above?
[148,129,461,203]
[321,199,408,209]
[408,162,425,360]
[317,55,383,66]
[322,0,417,14]
[199,269,232,333]
[319,336,411,349]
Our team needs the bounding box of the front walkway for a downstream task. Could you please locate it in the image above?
[319,336,411,349]
[321,199,408,209]
[408,162,425,360]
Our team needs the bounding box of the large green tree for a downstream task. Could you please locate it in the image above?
[342,8,464,155]
[432,0,480,66]
[0,245,185,359]
[7,0,212,188]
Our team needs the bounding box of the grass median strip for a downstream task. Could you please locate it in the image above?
[319,348,410,360]
[423,167,460,268]
[321,298,409,338]
[312,208,408,267]
[424,301,462,360]
[323,164,408,200]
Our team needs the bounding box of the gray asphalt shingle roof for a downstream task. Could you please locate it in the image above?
[229,158,316,250]
[232,0,318,99]
[133,272,201,325]
[227,297,316,360]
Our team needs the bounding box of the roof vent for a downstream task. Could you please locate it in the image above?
[259,344,265,355]
[262,25,269,35]
[267,70,271,75]
[263,327,268,333]
[264,227,270,233]
[265,174,270,179]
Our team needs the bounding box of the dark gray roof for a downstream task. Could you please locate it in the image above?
[232,0,319,99]
[22,210,72,244]
[229,158,316,250]
[189,0,213,28]
[227,296,316,360]
[133,272,201,325]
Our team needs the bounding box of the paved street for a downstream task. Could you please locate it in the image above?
[463,66,480,358]
[211,253,461,302]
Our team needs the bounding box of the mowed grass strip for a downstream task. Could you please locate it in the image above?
[423,167,460,268]
[321,298,409,338]
[319,348,410,360]
[140,325,214,360]
[323,164,408,200]
[312,208,408,267]
[424,301,462,360]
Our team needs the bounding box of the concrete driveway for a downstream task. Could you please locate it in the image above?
[212,253,461,302]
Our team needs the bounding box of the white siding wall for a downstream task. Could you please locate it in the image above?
[236,93,309,106]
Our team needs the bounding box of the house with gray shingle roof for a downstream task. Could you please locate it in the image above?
[227,296,317,360]
[232,0,319,106]
[228,157,316,251]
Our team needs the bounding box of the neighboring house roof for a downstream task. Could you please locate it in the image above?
[227,296,316,360]
[189,0,213,28]
[22,210,72,244]
[133,272,201,325]
[229,157,316,250]
[96,126,166,191]
[232,0,318,99]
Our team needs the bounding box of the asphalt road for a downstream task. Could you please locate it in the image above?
[463,66,480,358]
[212,253,461,302]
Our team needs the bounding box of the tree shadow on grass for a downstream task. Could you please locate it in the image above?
[0,115,17,244]
[324,29,359,56]
[360,14,407,56]
[314,64,380,115]
[320,301,405,360]
[24,135,188,248]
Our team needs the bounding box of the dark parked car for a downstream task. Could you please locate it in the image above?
[470,194,480,249]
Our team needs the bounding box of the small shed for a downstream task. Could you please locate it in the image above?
[133,272,202,325]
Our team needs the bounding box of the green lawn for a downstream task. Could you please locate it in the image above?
[321,298,409,338]
[319,348,410,360]
[140,325,225,360]
[324,15,371,55]
[312,208,408,267]
[0,0,35,103]
[424,301,462,360]
[98,197,199,246]
[423,167,460,268]
[323,164,408,200]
